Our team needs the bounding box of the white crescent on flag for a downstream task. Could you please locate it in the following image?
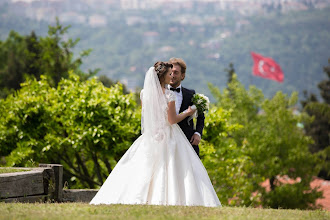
[258,60,266,75]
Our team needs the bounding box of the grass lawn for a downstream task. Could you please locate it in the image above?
[0,167,31,174]
[0,203,328,220]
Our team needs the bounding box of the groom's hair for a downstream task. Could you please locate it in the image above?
[169,57,186,75]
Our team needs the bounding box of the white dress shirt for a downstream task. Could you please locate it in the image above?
[169,84,200,137]
[169,84,183,115]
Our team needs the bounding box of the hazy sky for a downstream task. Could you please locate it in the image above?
[12,0,40,2]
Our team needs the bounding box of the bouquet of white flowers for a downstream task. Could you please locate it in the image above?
[187,93,210,127]
[191,93,210,115]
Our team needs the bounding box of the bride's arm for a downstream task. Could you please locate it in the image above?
[167,101,195,125]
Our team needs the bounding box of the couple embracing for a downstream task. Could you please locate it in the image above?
[90,58,221,207]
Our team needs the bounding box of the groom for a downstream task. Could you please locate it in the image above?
[168,57,205,157]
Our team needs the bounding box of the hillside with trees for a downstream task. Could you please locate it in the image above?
[0,4,329,103]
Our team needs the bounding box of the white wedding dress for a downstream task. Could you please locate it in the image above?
[89,67,221,207]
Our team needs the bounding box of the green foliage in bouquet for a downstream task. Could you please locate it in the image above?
[0,73,141,189]
[191,93,210,115]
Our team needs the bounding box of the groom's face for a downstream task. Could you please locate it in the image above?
[170,64,184,88]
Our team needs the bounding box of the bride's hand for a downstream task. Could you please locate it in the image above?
[186,106,197,116]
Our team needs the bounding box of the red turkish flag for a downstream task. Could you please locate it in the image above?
[251,52,284,83]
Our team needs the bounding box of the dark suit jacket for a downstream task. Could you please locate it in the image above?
[177,87,205,151]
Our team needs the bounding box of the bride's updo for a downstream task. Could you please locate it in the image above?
[154,61,173,84]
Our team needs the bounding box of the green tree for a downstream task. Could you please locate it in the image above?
[207,73,323,209]
[200,107,253,206]
[0,31,26,97]
[0,18,97,98]
[0,73,141,188]
[25,31,42,80]
[97,74,129,94]
[39,18,96,86]
[225,63,235,85]
[301,59,330,179]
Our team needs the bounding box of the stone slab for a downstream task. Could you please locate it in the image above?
[63,189,98,203]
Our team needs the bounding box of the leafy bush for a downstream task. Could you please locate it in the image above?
[0,73,141,188]
[200,107,257,206]
[260,181,323,210]
[203,74,324,209]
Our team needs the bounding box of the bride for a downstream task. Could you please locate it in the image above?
[89,62,221,207]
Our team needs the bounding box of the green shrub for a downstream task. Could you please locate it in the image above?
[0,73,141,188]
[204,74,324,209]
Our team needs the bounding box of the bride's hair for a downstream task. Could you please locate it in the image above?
[154,61,173,84]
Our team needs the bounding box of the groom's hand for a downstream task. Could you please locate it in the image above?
[190,134,201,146]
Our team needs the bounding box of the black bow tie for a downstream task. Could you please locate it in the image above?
[170,87,181,93]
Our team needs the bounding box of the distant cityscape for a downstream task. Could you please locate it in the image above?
[2,0,330,27]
